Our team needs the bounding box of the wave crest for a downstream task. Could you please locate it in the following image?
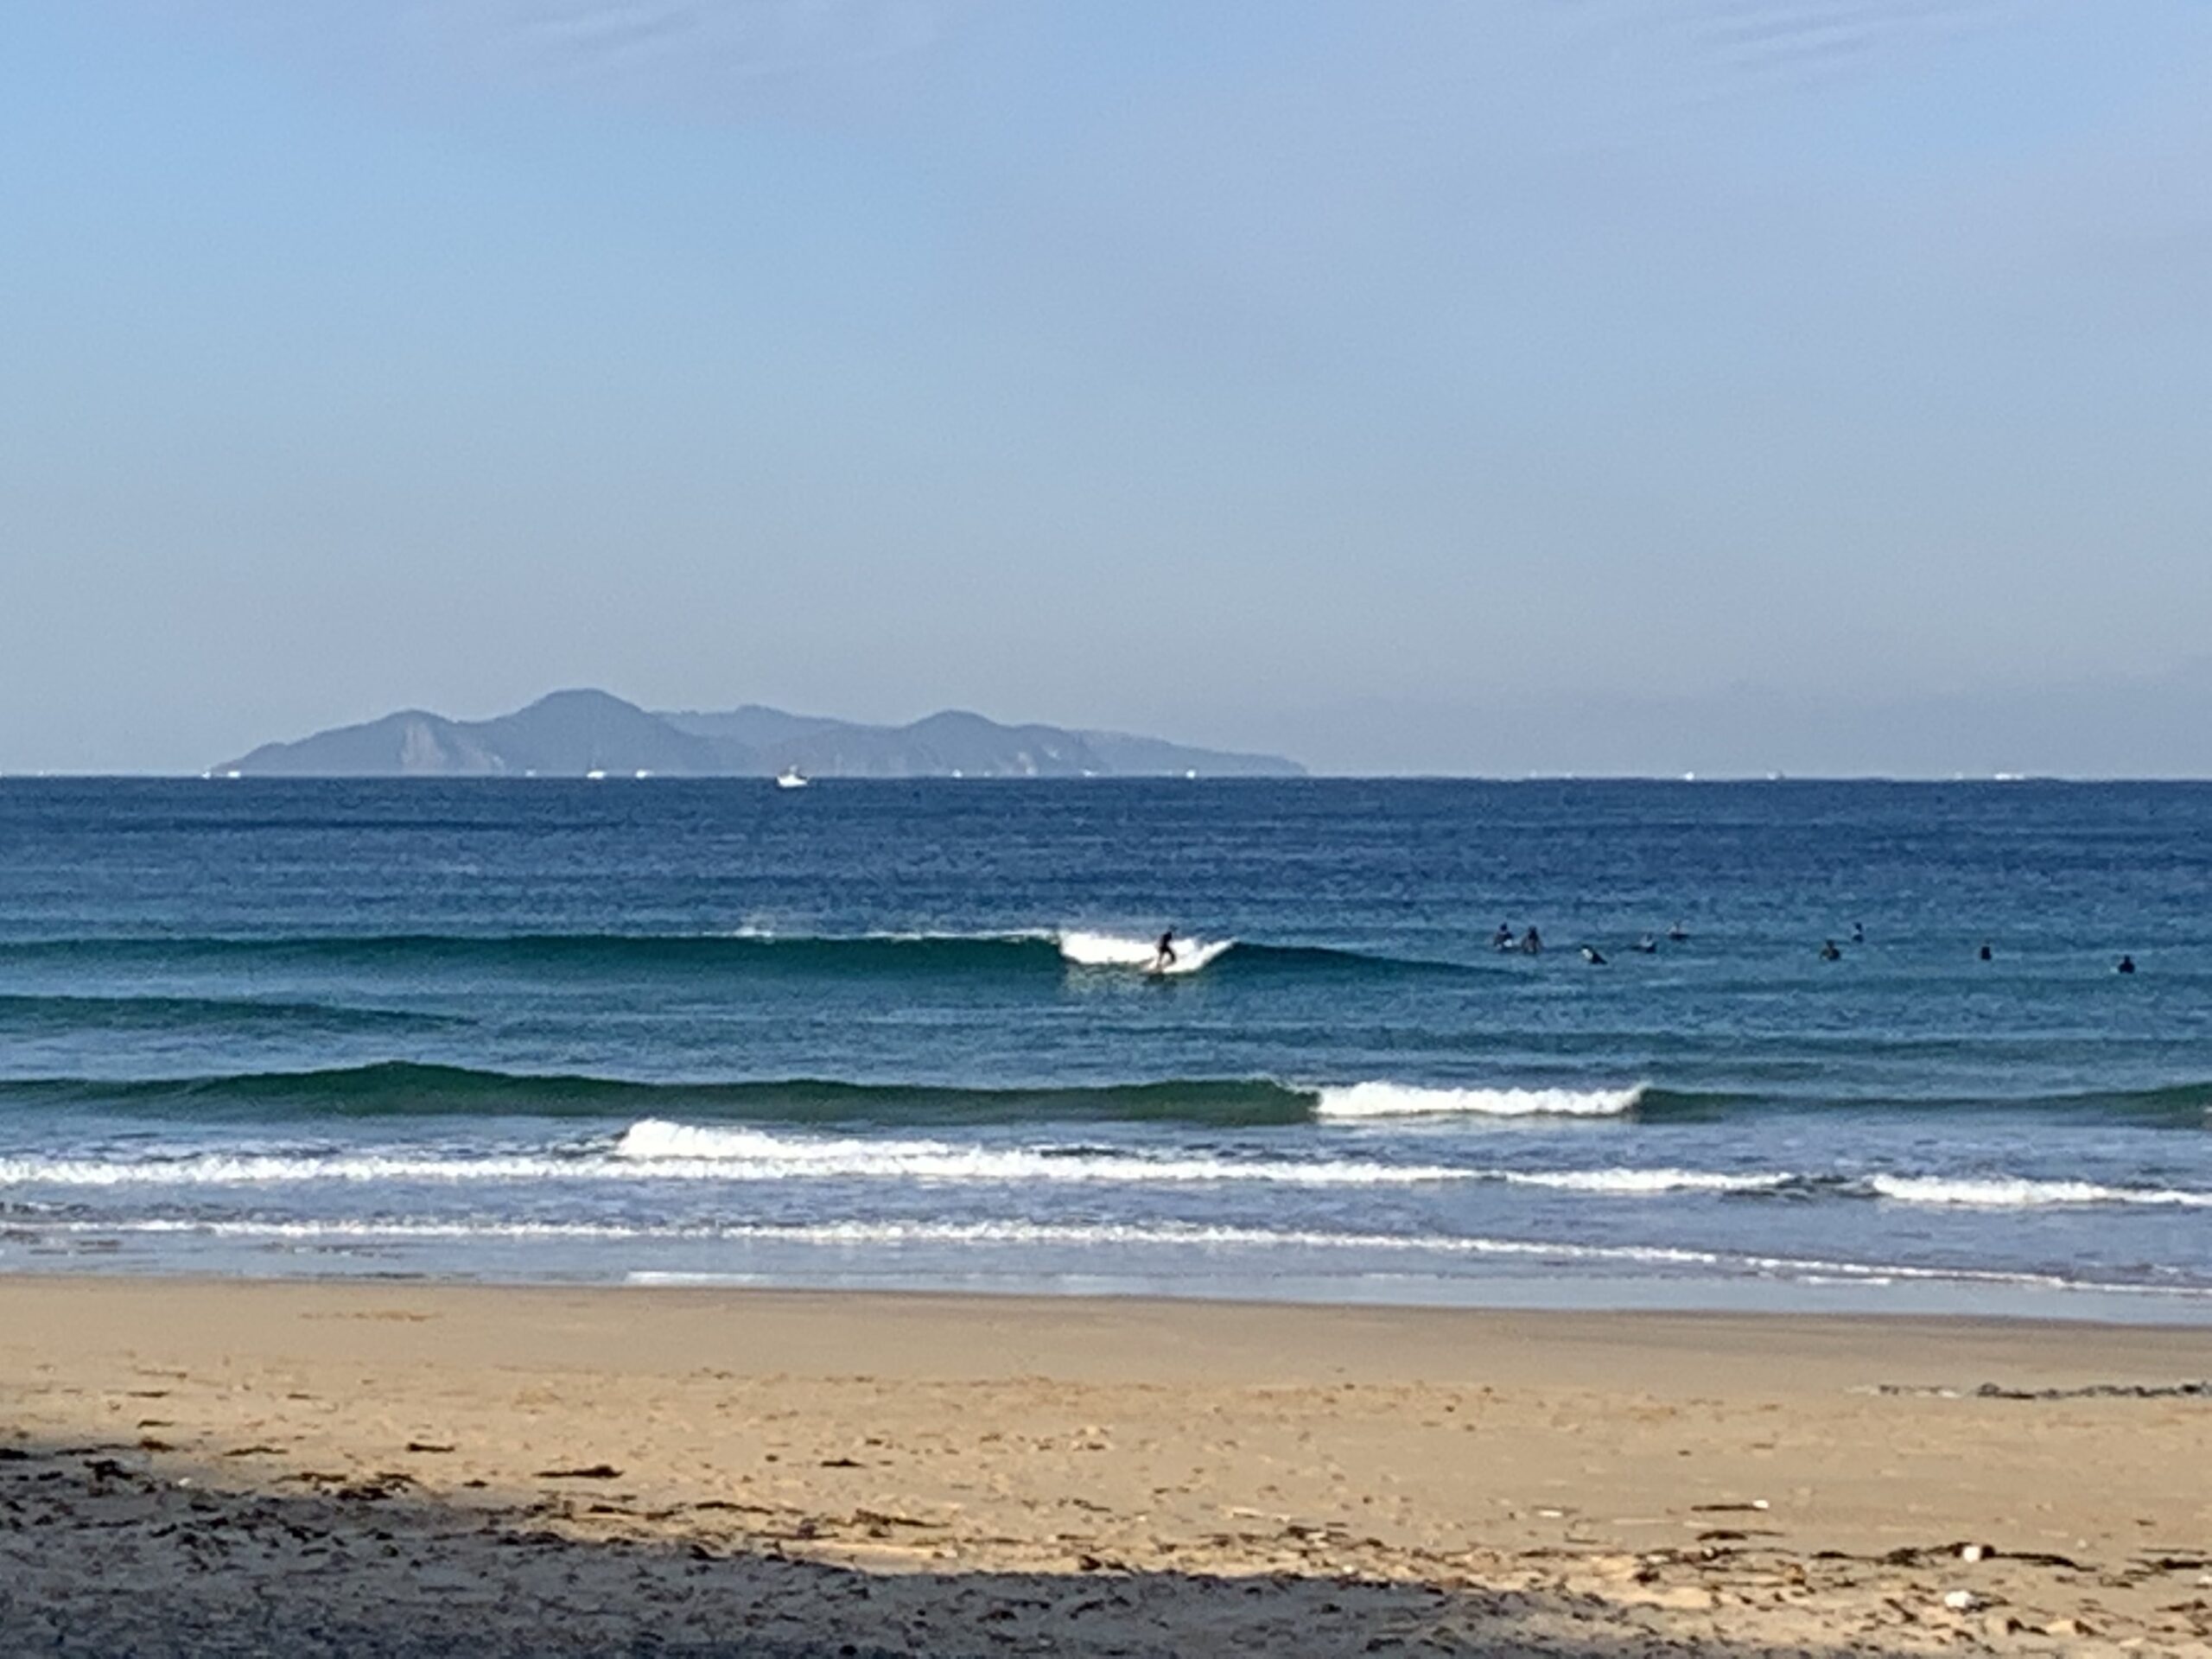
[1870,1174,2212,1209]
[1055,930,1235,975]
[611,1120,1462,1185]
[1314,1082,1645,1119]
[0,928,1459,984]
[1501,1166,1787,1194]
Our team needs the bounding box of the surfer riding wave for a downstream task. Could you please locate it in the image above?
[1055,930,1234,976]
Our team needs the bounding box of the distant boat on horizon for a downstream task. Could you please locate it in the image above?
[775,767,810,790]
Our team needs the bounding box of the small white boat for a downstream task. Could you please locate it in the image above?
[775,768,810,790]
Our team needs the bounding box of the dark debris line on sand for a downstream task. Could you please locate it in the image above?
[1867,1380,2212,1401]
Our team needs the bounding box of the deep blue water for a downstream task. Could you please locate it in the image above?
[3,777,2209,1318]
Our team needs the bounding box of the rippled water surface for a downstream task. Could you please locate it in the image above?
[3,778,2209,1318]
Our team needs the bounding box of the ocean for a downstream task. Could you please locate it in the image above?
[3,777,2209,1320]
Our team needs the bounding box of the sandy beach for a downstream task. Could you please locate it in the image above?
[3,1277,2209,1656]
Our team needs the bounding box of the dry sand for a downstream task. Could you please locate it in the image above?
[3,1276,2209,1656]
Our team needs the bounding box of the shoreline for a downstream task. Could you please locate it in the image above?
[13,1251,2212,1328]
[16,1262,2212,1332]
[6,1275,2210,1654]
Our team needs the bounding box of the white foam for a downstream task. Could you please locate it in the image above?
[1314,1082,1644,1119]
[13,1215,1726,1262]
[1870,1175,2212,1209]
[1056,930,1235,975]
[43,1216,703,1241]
[0,1152,578,1187]
[0,1122,1788,1196]
[21,1133,2193,1211]
[1500,1167,1788,1195]
[0,1128,1465,1191]
[613,1120,1461,1185]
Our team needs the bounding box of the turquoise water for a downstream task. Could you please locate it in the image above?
[3,777,2209,1318]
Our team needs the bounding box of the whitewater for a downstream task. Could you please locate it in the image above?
[10,1121,2209,1213]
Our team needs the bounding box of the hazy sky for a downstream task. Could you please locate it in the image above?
[4,1,2209,773]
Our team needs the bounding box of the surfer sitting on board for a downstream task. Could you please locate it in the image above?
[1153,929,1178,972]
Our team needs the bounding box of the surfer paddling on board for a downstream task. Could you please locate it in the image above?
[1152,929,1178,973]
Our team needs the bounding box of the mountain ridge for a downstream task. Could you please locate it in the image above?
[218,691,1305,779]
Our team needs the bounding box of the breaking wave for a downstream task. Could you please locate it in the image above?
[12,1127,2207,1212]
[0,928,1445,982]
[1868,1174,2212,1209]
[1314,1082,1646,1119]
[3,1061,2201,1133]
[4,1125,1757,1192]
[0,1065,1645,1126]
[1055,930,1236,975]
[0,1132,1461,1191]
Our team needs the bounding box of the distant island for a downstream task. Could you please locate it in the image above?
[215,690,1306,779]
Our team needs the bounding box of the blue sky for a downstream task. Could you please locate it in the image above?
[3,1,2209,773]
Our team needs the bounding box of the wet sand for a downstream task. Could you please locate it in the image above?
[3,1276,2209,1655]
